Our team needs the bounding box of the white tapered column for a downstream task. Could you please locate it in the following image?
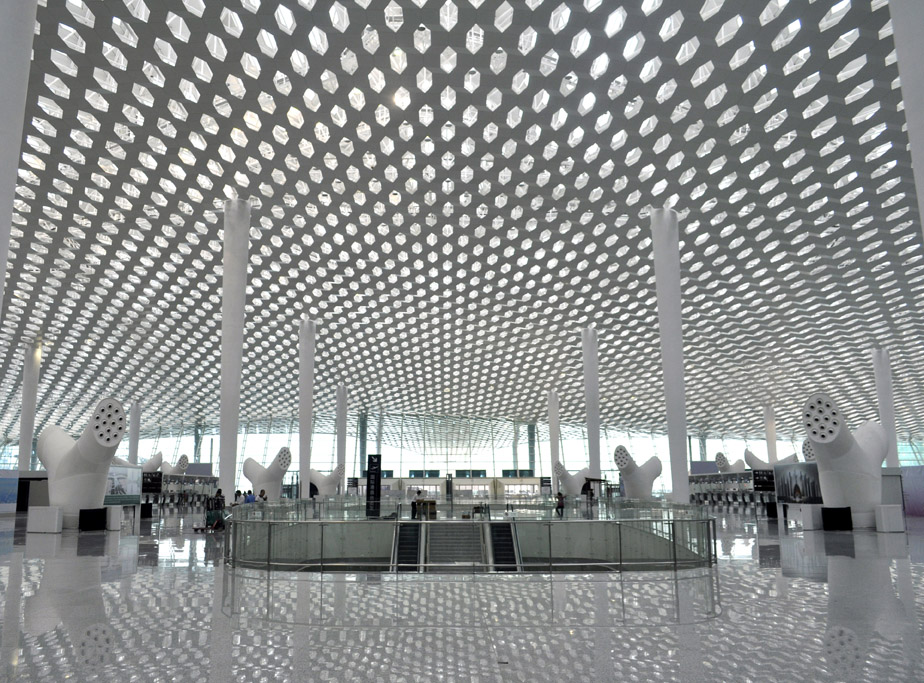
[128,402,141,465]
[548,390,561,493]
[18,341,41,471]
[764,404,777,464]
[217,198,250,496]
[299,319,316,498]
[0,0,39,324]
[335,383,347,494]
[650,208,689,503]
[581,327,601,480]
[375,410,384,453]
[872,348,899,467]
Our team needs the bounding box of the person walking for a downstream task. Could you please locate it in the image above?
[556,492,565,519]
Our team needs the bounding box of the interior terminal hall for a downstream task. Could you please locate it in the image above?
[1,0,924,681]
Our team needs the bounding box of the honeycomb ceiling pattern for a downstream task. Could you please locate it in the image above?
[2,0,924,446]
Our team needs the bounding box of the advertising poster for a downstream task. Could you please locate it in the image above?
[0,470,18,514]
[104,465,142,505]
[774,462,823,504]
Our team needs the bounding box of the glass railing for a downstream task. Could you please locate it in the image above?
[229,496,712,523]
[226,507,717,573]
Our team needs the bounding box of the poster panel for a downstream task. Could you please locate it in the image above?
[104,465,142,505]
[774,462,823,504]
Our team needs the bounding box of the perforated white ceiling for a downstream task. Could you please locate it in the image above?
[2,0,923,446]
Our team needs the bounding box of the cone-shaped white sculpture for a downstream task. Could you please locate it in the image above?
[161,454,189,476]
[802,439,815,461]
[36,398,127,527]
[743,448,797,470]
[141,451,164,473]
[308,464,345,497]
[802,393,887,527]
[243,447,292,502]
[715,452,746,474]
[553,461,591,496]
[614,446,662,500]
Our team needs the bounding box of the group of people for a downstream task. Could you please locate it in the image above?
[232,489,267,505]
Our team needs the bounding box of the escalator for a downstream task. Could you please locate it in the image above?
[490,522,520,572]
[394,523,421,572]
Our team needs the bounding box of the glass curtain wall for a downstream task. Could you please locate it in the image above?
[6,413,924,485]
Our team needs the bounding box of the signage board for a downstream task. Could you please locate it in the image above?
[366,453,382,518]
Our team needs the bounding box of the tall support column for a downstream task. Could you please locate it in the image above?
[299,319,316,498]
[872,348,900,467]
[650,208,690,503]
[0,0,39,324]
[375,410,384,454]
[548,390,561,492]
[18,341,40,471]
[128,402,141,465]
[582,327,601,480]
[335,383,347,493]
[512,422,519,471]
[527,423,536,473]
[193,420,203,463]
[764,404,778,463]
[217,198,250,496]
[358,410,368,475]
[890,0,924,241]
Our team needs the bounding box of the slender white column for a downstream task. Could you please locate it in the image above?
[217,198,250,495]
[548,389,561,493]
[375,410,384,454]
[872,348,900,467]
[0,0,39,324]
[512,422,520,471]
[299,319,316,498]
[581,327,601,480]
[764,404,777,463]
[335,383,347,494]
[18,341,41,471]
[128,402,141,465]
[890,0,924,242]
[650,208,689,503]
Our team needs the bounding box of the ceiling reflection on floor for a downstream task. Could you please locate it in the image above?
[0,509,921,682]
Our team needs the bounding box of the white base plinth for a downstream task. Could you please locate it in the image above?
[27,506,63,534]
[799,504,824,530]
[106,506,122,531]
[875,504,905,533]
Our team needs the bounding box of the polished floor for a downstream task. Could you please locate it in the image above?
[0,508,922,682]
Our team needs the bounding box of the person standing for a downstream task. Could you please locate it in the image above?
[258,489,267,502]
[556,492,565,519]
[412,489,423,520]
